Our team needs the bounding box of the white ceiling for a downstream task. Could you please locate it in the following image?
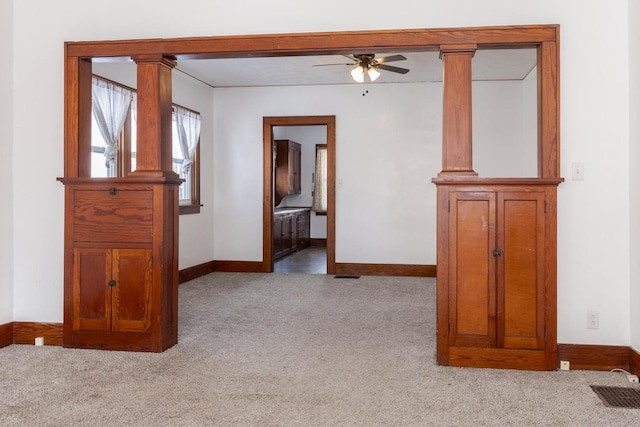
[175,48,537,88]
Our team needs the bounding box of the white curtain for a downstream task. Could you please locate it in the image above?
[312,146,328,212]
[174,106,201,175]
[91,77,133,174]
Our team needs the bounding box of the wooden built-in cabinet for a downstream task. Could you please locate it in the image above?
[433,33,561,370]
[434,181,560,370]
[72,247,152,334]
[59,178,181,352]
[273,208,310,260]
[275,140,302,206]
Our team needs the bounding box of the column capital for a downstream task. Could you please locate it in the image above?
[132,54,177,69]
[439,44,477,59]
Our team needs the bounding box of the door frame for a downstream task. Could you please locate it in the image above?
[263,116,336,274]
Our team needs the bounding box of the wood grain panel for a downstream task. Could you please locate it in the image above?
[73,189,152,243]
[439,46,476,175]
[213,261,267,273]
[335,263,436,277]
[449,346,546,371]
[178,261,216,284]
[499,192,545,350]
[0,322,13,348]
[112,249,153,333]
[449,192,495,348]
[630,347,640,376]
[14,322,63,346]
[65,25,559,58]
[557,344,630,371]
[132,55,176,172]
[73,248,111,332]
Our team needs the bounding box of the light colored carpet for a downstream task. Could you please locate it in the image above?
[1,272,639,426]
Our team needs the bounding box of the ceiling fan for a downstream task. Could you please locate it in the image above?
[314,53,410,83]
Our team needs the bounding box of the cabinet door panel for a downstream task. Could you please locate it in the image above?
[112,249,153,333]
[449,192,496,347]
[73,190,152,243]
[73,248,111,332]
[498,192,545,349]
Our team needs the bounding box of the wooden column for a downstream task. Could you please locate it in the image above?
[64,56,92,177]
[132,55,177,176]
[438,44,477,176]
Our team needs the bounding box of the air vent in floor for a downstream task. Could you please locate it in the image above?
[590,385,640,408]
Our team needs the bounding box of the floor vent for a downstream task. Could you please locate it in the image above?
[334,275,360,279]
[590,386,640,408]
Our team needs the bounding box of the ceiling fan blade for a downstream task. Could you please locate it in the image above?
[312,62,355,67]
[376,54,407,64]
[376,63,410,74]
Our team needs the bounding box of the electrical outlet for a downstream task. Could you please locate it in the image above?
[560,360,570,371]
[34,337,44,346]
[587,310,599,329]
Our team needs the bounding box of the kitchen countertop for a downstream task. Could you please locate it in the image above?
[274,207,311,215]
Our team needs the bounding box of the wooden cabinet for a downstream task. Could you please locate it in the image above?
[434,181,559,370]
[275,140,302,206]
[60,179,180,352]
[296,210,310,250]
[273,208,310,260]
[274,214,294,259]
[72,248,152,333]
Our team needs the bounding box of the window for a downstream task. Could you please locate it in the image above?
[90,76,201,214]
[312,144,327,214]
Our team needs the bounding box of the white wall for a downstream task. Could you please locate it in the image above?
[0,0,14,324]
[92,62,215,270]
[274,125,328,239]
[473,79,538,177]
[214,83,441,264]
[7,0,636,348]
[629,0,640,352]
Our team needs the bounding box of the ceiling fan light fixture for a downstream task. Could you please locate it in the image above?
[367,67,380,82]
[351,65,365,83]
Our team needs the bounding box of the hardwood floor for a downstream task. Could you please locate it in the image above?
[274,246,327,274]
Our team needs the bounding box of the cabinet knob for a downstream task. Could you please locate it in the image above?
[109,187,117,195]
[493,249,502,257]
[108,279,116,287]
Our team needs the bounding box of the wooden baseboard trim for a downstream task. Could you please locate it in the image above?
[630,347,640,376]
[0,322,13,348]
[213,261,267,273]
[557,344,630,371]
[310,238,327,247]
[179,261,216,284]
[335,263,437,277]
[13,322,63,346]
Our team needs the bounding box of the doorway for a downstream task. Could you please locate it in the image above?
[262,116,336,274]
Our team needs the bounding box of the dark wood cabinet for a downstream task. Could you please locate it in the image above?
[72,247,152,333]
[434,181,559,370]
[60,178,180,352]
[273,208,310,260]
[275,140,302,206]
[296,210,310,250]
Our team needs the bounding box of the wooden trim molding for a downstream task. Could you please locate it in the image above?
[212,261,267,273]
[178,261,216,284]
[557,344,630,371]
[13,322,63,346]
[630,347,640,376]
[310,238,327,247]
[263,116,336,275]
[0,322,13,348]
[335,263,436,277]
